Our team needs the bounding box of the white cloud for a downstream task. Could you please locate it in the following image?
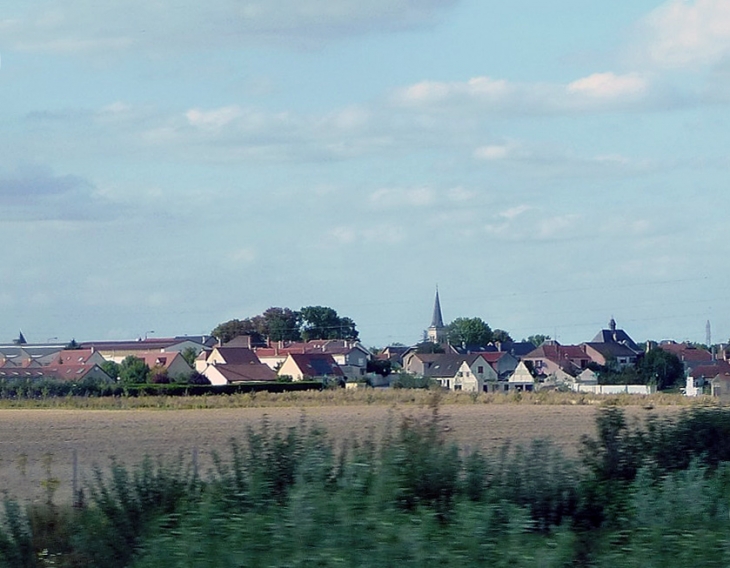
[474,144,512,161]
[499,205,531,220]
[327,224,406,247]
[186,106,244,129]
[229,247,257,264]
[369,187,436,208]
[447,186,476,202]
[567,72,647,98]
[396,76,510,105]
[643,0,730,67]
[472,138,653,178]
[537,214,580,240]
[329,226,357,244]
[394,72,653,116]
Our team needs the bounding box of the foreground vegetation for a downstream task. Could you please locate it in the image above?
[2,402,730,567]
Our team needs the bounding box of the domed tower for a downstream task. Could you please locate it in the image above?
[427,288,446,344]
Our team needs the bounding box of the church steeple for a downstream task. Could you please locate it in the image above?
[431,287,444,329]
[427,288,446,344]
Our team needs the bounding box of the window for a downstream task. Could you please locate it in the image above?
[477,366,484,374]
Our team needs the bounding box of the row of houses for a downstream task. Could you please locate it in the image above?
[0,334,371,386]
[3,290,729,395]
[389,291,730,395]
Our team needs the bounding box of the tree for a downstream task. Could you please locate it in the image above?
[367,359,392,377]
[119,356,150,385]
[524,334,551,347]
[150,367,170,384]
[446,317,493,348]
[415,341,445,354]
[101,360,120,380]
[181,347,198,368]
[213,305,357,344]
[211,319,263,344]
[637,347,684,391]
[300,306,358,341]
[492,329,513,343]
[261,307,301,342]
[187,371,210,385]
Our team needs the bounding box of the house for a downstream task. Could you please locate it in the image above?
[504,361,535,392]
[199,346,262,369]
[253,340,370,379]
[657,341,712,371]
[37,348,107,367]
[202,362,277,385]
[277,353,344,382]
[403,353,497,384]
[522,341,591,378]
[0,345,66,368]
[479,351,520,380]
[303,340,370,377]
[582,342,639,368]
[196,346,276,385]
[375,345,409,368]
[426,359,484,392]
[710,373,730,399]
[591,318,641,353]
[135,352,193,380]
[690,361,730,397]
[0,364,113,383]
[79,337,208,363]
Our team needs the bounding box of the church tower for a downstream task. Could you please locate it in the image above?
[427,288,446,344]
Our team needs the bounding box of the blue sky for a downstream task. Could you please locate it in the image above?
[2,0,730,347]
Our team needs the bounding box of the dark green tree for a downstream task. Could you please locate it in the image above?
[637,347,684,391]
[101,360,120,380]
[366,359,392,377]
[211,319,263,344]
[118,356,150,385]
[300,306,358,341]
[492,329,513,343]
[180,347,198,368]
[446,317,493,347]
[524,334,551,347]
[415,341,445,354]
[261,307,301,342]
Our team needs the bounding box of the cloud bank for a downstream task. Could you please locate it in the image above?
[2,0,460,53]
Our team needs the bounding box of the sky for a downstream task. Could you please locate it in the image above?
[2,0,730,347]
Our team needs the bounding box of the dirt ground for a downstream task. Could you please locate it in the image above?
[0,404,683,504]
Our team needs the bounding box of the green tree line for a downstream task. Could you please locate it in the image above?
[212,306,359,344]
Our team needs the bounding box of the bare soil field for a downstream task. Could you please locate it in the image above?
[0,404,685,504]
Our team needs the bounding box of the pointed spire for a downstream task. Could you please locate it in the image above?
[14,330,27,346]
[431,287,444,329]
